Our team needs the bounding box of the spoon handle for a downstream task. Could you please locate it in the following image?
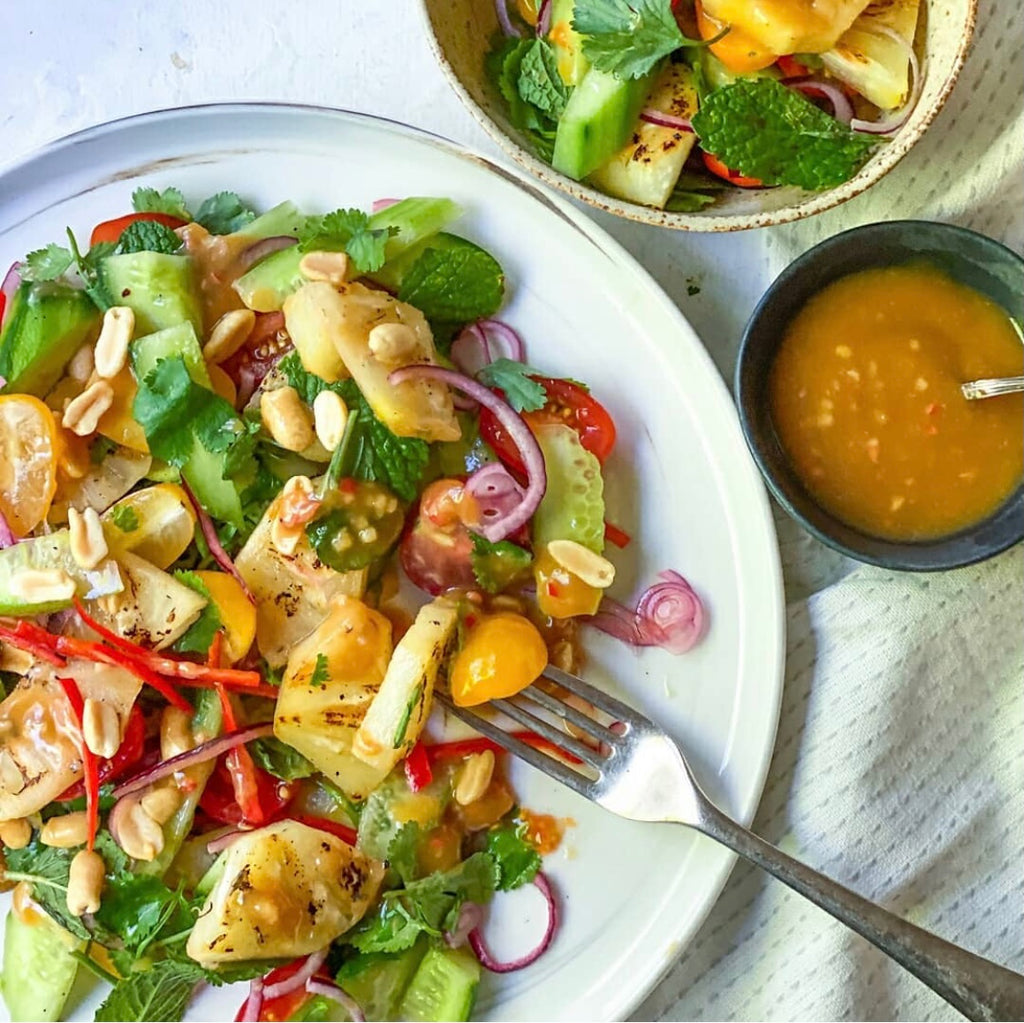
[961,376,1024,399]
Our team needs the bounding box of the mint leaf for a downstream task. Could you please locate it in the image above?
[94,960,204,1022]
[691,78,878,189]
[387,822,422,884]
[518,39,569,122]
[20,243,73,282]
[485,820,541,891]
[476,359,547,412]
[115,220,182,255]
[574,0,696,80]
[310,652,330,688]
[195,191,257,235]
[300,208,397,273]
[132,186,190,220]
[470,533,533,594]
[170,570,221,654]
[397,238,504,324]
[109,504,140,533]
[249,736,315,780]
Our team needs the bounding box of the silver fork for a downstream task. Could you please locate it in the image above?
[437,667,1024,1022]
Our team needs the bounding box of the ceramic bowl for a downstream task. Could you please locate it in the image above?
[735,220,1024,570]
[420,0,977,231]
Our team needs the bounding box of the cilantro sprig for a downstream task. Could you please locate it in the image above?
[170,570,222,654]
[476,358,548,412]
[131,186,190,220]
[300,208,397,274]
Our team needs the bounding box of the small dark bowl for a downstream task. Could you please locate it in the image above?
[735,220,1024,571]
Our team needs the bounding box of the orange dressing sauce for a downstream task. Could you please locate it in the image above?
[519,809,574,855]
[769,265,1023,540]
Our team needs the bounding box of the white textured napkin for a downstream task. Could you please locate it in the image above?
[634,4,1024,1017]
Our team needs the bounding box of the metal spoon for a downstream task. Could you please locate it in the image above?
[961,376,1024,400]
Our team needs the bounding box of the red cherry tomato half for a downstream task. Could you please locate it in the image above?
[56,704,146,801]
[90,212,187,247]
[776,54,811,78]
[479,377,617,478]
[701,152,765,189]
[234,958,313,1022]
[220,311,291,407]
[400,479,479,596]
[199,759,294,827]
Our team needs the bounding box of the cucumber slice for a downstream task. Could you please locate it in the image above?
[397,944,481,1023]
[0,910,80,1023]
[531,422,606,553]
[0,530,122,615]
[548,0,590,85]
[335,938,428,1020]
[98,252,202,335]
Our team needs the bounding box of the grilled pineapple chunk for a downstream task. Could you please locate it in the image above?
[274,596,394,798]
[236,495,368,667]
[352,597,459,775]
[701,0,872,55]
[187,819,383,966]
[285,281,459,442]
[822,0,920,109]
[590,62,700,209]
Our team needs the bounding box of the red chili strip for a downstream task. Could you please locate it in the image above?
[0,622,66,667]
[604,520,632,549]
[289,814,358,846]
[425,731,582,765]
[57,676,99,851]
[404,740,433,792]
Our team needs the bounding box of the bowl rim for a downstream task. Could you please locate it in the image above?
[734,218,1024,571]
[418,0,979,231]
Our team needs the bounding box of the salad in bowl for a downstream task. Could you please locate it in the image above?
[0,186,704,1022]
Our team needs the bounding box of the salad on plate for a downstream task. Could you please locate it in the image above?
[487,0,923,209]
[0,187,704,1022]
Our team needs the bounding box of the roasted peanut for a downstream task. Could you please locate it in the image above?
[299,250,351,287]
[261,385,315,452]
[367,322,420,367]
[454,750,496,806]
[94,306,135,378]
[546,539,616,589]
[160,706,195,760]
[270,517,302,555]
[0,818,32,850]
[9,568,76,606]
[312,390,349,452]
[112,797,164,861]
[140,784,182,825]
[62,380,114,436]
[82,698,121,759]
[0,641,34,675]
[66,343,95,384]
[40,811,89,848]
[0,751,24,795]
[66,849,105,916]
[203,308,256,364]
[68,507,109,570]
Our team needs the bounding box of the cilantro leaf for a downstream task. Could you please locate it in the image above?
[115,220,183,255]
[518,39,569,122]
[170,570,222,654]
[310,652,330,688]
[387,822,422,884]
[133,356,255,471]
[470,533,533,594]
[109,504,140,533]
[397,237,505,325]
[300,208,396,273]
[691,78,878,189]
[486,820,541,891]
[66,229,114,310]
[132,186,191,220]
[94,960,205,1023]
[574,0,697,80]
[20,243,73,282]
[194,191,257,235]
[249,736,315,781]
[476,359,547,412]
[278,354,430,501]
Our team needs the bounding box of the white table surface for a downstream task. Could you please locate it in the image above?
[2,2,1022,1021]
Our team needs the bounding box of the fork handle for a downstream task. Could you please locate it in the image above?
[693,800,1023,1021]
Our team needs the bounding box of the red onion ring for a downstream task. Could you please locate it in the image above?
[1,263,19,330]
[371,198,400,213]
[263,950,328,1000]
[783,78,854,124]
[469,872,558,972]
[389,365,545,542]
[0,510,17,549]
[494,0,521,36]
[112,722,273,799]
[450,319,526,380]
[586,570,706,654]
[206,829,243,854]
[639,108,694,133]
[181,480,255,604]
[850,27,921,134]
[238,977,264,1022]
[465,463,526,526]
[446,901,484,948]
[536,0,552,35]
[305,978,365,1022]
[235,236,297,275]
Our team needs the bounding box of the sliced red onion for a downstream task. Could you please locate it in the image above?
[236,236,297,275]
[450,319,526,379]
[536,0,552,36]
[181,480,255,604]
[0,510,16,549]
[305,978,365,1022]
[206,829,243,854]
[585,570,706,654]
[494,0,521,37]
[850,27,921,134]
[371,198,400,213]
[263,950,327,1000]
[1,263,20,328]
[238,977,264,1023]
[112,722,274,799]
[446,901,484,948]
[388,365,546,543]
[784,79,854,124]
[469,872,558,973]
[639,108,694,133]
[466,463,526,526]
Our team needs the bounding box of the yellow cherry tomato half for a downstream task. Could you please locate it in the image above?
[102,482,197,569]
[206,363,238,407]
[533,547,602,619]
[193,570,257,664]
[450,613,548,707]
[0,394,59,536]
[695,0,777,73]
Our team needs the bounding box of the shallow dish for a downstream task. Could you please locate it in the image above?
[0,104,784,1022]
[420,0,977,231]
[735,219,1024,571]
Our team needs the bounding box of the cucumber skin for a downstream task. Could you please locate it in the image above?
[98,252,202,336]
[1,910,79,1023]
[398,944,481,1023]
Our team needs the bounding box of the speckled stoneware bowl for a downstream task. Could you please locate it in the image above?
[420,0,977,231]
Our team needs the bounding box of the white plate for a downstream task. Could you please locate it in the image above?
[0,105,785,1023]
